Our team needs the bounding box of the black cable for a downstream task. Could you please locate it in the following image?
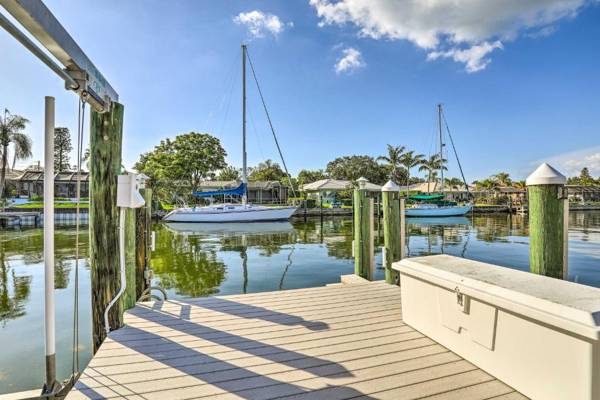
[441,108,471,198]
[245,48,297,199]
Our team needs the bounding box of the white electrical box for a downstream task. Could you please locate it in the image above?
[117,173,146,208]
[394,255,600,400]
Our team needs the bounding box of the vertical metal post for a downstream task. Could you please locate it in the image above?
[43,96,57,393]
[241,44,248,205]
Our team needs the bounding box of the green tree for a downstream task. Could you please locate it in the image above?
[0,110,30,197]
[400,150,425,194]
[217,165,241,181]
[492,172,511,187]
[135,132,227,200]
[54,127,72,171]
[326,155,388,184]
[418,154,447,192]
[249,159,285,181]
[444,177,464,190]
[297,169,327,186]
[579,167,594,186]
[377,144,407,183]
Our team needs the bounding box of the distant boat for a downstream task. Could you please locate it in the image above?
[164,45,297,223]
[405,105,473,218]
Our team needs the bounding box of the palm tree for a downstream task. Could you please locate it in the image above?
[418,154,447,193]
[0,110,30,198]
[11,134,32,170]
[400,150,425,196]
[492,172,511,187]
[377,144,405,183]
[512,180,526,190]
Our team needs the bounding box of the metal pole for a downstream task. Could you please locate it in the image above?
[43,96,57,393]
[241,44,248,205]
[438,104,444,192]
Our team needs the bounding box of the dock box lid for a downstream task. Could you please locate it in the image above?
[393,255,600,340]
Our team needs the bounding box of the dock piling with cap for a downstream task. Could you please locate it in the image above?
[526,163,568,279]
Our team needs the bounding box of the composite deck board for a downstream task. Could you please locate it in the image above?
[68,281,526,399]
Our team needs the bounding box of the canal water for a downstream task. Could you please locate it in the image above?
[1,212,599,394]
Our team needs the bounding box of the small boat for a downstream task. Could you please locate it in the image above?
[163,203,297,223]
[405,105,472,218]
[164,45,297,223]
[405,203,473,217]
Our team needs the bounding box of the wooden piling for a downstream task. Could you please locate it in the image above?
[526,163,567,279]
[89,102,124,351]
[353,178,373,280]
[382,181,401,284]
[135,188,152,299]
[120,208,136,310]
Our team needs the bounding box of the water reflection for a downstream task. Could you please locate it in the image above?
[1,212,599,394]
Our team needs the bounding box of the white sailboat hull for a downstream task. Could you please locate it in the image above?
[405,204,473,217]
[163,204,298,223]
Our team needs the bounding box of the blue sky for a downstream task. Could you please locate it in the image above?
[1,0,599,182]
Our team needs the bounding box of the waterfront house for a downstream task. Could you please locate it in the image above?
[14,169,90,198]
[198,180,290,204]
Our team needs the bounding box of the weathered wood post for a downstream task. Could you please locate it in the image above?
[354,177,374,280]
[89,102,124,351]
[120,208,136,310]
[526,163,568,279]
[381,180,401,284]
[135,188,152,299]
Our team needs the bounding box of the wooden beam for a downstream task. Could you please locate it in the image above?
[120,208,136,310]
[353,189,373,280]
[89,101,123,352]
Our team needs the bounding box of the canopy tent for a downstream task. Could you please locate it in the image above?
[301,179,382,192]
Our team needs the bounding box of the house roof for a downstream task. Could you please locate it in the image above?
[17,170,90,182]
[300,179,381,192]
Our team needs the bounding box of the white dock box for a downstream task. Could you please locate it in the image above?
[394,255,600,400]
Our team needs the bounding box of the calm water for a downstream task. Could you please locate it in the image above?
[1,212,600,394]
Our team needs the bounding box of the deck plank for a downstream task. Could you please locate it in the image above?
[67,281,527,399]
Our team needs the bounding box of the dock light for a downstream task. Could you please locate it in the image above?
[357,177,369,190]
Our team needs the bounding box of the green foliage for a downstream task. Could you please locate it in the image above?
[1,110,30,198]
[135,132,227,202]
[377,144,408,183]
[54,127,72,171]
[217,165,241,181]
[326,155,388,184]
[568,167,598,186]
[418,154,447,190]
[249,159,285,181]
[492,172,511,186]
[297,169,326,186]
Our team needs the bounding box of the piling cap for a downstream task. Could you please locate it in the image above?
[356,177,369,189]
[526,163,567,186]
[381,180,400,192]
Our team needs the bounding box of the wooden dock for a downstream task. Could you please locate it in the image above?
[67,281,526,400]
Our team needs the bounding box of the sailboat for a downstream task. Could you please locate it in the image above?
[164,45,298,223]
[405,104,473,217]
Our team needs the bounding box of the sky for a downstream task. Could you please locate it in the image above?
[1,0,599,182]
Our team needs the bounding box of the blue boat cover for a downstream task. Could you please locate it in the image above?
[193,182,246,198]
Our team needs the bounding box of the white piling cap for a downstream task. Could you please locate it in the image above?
[526,163,567,186]
[381,180,400,192]
[356,176,369,189]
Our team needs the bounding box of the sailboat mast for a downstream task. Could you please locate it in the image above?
[242,44,248,205]
[438,104,444,193]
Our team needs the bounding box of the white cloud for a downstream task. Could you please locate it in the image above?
[310,0,592,72]
[427,41,503,73]
[543,147,600,177]
[233,10,292,38]
[335,47,365,74]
